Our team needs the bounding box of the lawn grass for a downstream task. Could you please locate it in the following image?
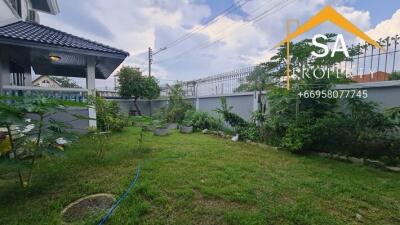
[0,127,399,225]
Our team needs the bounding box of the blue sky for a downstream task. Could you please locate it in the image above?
[349,0,400,26]
[202,0,247,20]
[39,0,400,88]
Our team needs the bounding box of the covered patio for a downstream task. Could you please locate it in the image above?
[0,21,129,128]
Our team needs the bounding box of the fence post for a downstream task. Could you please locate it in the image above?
[149,100,152,116]
[253,91,258,113]
[196,97,200,111]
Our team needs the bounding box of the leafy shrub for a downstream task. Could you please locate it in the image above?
[130,116,153,127]
[281,126,312,152]
[228,34,400,163]
[311,112,355,155]
[389,71,400,80]
[277,98,400,161]
[183,110,222,131]
[215,97,257,140]
[90,96,127,132]
[344,99,398,159]
[237,123,259,141]
[215,97,248,128]
[165,84,192,123]
[280,112,314,152]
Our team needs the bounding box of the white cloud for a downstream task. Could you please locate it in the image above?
[38,0,380,88]
[367,9,400,39]
[336,6,371,30]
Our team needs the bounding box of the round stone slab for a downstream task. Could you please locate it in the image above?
[61,193,115,223]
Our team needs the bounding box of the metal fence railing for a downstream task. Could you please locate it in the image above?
[2,85,88,102]
[339,35,400,76]
[182,66,255,97]
[182,35,400,97]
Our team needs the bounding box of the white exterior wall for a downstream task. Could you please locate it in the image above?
[0,0,53,25]
[0,1,18,25]
[20,0,29,21]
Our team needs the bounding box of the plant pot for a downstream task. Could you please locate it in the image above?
[167,123,178,130]
[180,126,193,134]
[154,127,170,136]
[143,125,155,132]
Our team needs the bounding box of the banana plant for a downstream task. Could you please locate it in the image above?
[0,96,81,187]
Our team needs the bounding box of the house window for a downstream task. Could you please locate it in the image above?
[9,61,25,86]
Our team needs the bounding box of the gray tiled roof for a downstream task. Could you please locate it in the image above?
[0,21,129,57]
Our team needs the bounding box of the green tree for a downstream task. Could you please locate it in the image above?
[50,76,81,88]
[88,95,126,132]
[166,84,192,123]
[117,66,160,115]
[238,34,366,151]
[389,71,400,80]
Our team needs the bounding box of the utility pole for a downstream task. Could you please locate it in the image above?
[148,47,153,77]
[148,46,167,77]
[285,19,299,90]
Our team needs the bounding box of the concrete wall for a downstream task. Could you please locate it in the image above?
[19,83,400,135]
[336,81,400,110]
[111,99,169,116]
[53,107,91,134]
[0,0,17,25]
[110,81,400,122]
[27,107,90,134]
[111,93,257,121]
[40,82,400,134]
[197,93,255,120]
[361,87,400,109]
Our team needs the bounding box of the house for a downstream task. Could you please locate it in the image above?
[32,75,61,88]
[352,71,390,83]
[0,0,129,129]
[160,84,172,97]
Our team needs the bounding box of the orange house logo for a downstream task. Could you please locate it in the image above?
[276,6,384,89]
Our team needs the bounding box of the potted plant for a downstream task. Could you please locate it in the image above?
[153,120,170,136]
[180,119,193,134]
[167,122,178,130]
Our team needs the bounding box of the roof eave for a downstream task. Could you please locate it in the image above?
[0,37,129,59]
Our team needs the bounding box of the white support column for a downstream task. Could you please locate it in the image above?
[87,57,97,128]
[195,83,200,111]
[24,65,32,86]
[0,51,10,94]
[0,54,3,94]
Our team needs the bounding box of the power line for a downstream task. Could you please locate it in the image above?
[156,0,292,63]
[146,0,250,77]
[159,0,251,52]
[199,0,295,50]
[155,0,294,64]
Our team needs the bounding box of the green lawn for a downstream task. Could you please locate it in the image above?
[0,127,399,225]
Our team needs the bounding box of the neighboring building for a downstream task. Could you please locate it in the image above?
[97,88,120,99]
[160,84,172,97]
[0,0,129,128]
[0,0,58,25]
[352,71,389,83]
[32,75,61,88]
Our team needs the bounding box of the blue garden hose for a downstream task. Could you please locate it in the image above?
[97,164,142,225]
[97,155,186,225]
